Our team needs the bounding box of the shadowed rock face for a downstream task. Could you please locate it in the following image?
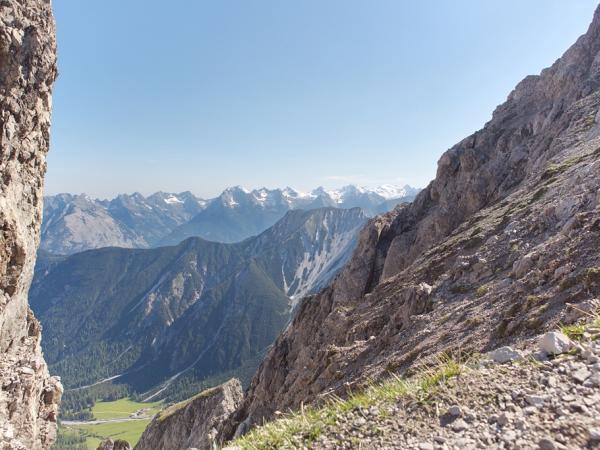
[134,379,243,450]
[0,0,61,449]
[224,5,600,436]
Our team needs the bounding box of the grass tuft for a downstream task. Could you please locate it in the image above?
[232,357,462,449]
[475,286,489,298]
[560,323,586,341]
[157,386,218,422]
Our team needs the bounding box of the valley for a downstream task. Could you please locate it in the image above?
[56,397,159,449]
[32,207,370,421]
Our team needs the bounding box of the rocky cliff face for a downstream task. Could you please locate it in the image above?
[134,379,243,450]
[0,0,61,449]
[226,5,600,436]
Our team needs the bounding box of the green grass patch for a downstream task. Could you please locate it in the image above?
[232,357,462,449]
[530,187,548,204]
[91,398,162,420]
[56,398,163,449]
[62,419,151,449]
[475,286,489,298]
[561,323,586,341]
[526,295,543,308]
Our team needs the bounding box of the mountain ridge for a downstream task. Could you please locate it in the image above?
[41,184,418,254]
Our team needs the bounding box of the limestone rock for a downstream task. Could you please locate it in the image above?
[0,0,59,449]
[540,332,572,355]
[134,379,243,450]
[490,347,523,364]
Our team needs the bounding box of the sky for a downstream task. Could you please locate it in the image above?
[47,0,599,199]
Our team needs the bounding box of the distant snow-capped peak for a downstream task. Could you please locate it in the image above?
[372,184,413,200]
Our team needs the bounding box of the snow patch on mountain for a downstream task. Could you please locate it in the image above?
[164,195,184,204]
[373,184,414,199]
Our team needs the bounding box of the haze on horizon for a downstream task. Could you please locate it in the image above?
[47,0,598,199]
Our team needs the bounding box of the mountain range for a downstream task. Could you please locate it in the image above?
[30,207,367,403]
[3,1,600,449]
[40,185,418,254]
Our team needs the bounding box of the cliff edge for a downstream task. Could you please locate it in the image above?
[0,1,61,449]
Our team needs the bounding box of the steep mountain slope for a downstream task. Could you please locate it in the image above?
[160,185,417,245]
[223,6,600,437]
[0,1,61,448]
[30,208,366,399]
[40,192,206,254]
[247,208,367,304]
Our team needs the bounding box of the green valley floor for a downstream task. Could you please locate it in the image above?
[54,399,162,450]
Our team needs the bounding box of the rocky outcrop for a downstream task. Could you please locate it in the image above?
[225,5,600,437]
[96,439,132,450]
[0,0,60,449]
[134,379,243,450]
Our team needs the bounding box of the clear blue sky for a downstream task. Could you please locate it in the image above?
[47,0,598,199]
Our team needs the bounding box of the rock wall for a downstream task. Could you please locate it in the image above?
[226,4,600,436]
[0,1,60,449]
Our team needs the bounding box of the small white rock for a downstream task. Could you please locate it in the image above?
[451,418,468,432]
[572,367,591,384]
[490,346,523,363]
[540,331,572,355]
[525,395,545,408]
[18,367,34,376]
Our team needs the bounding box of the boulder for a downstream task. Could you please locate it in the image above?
[489,347,523,364]
[540,332,572,356]
[97,439,132,450]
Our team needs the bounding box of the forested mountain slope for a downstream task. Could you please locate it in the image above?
[31,208,366,401]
